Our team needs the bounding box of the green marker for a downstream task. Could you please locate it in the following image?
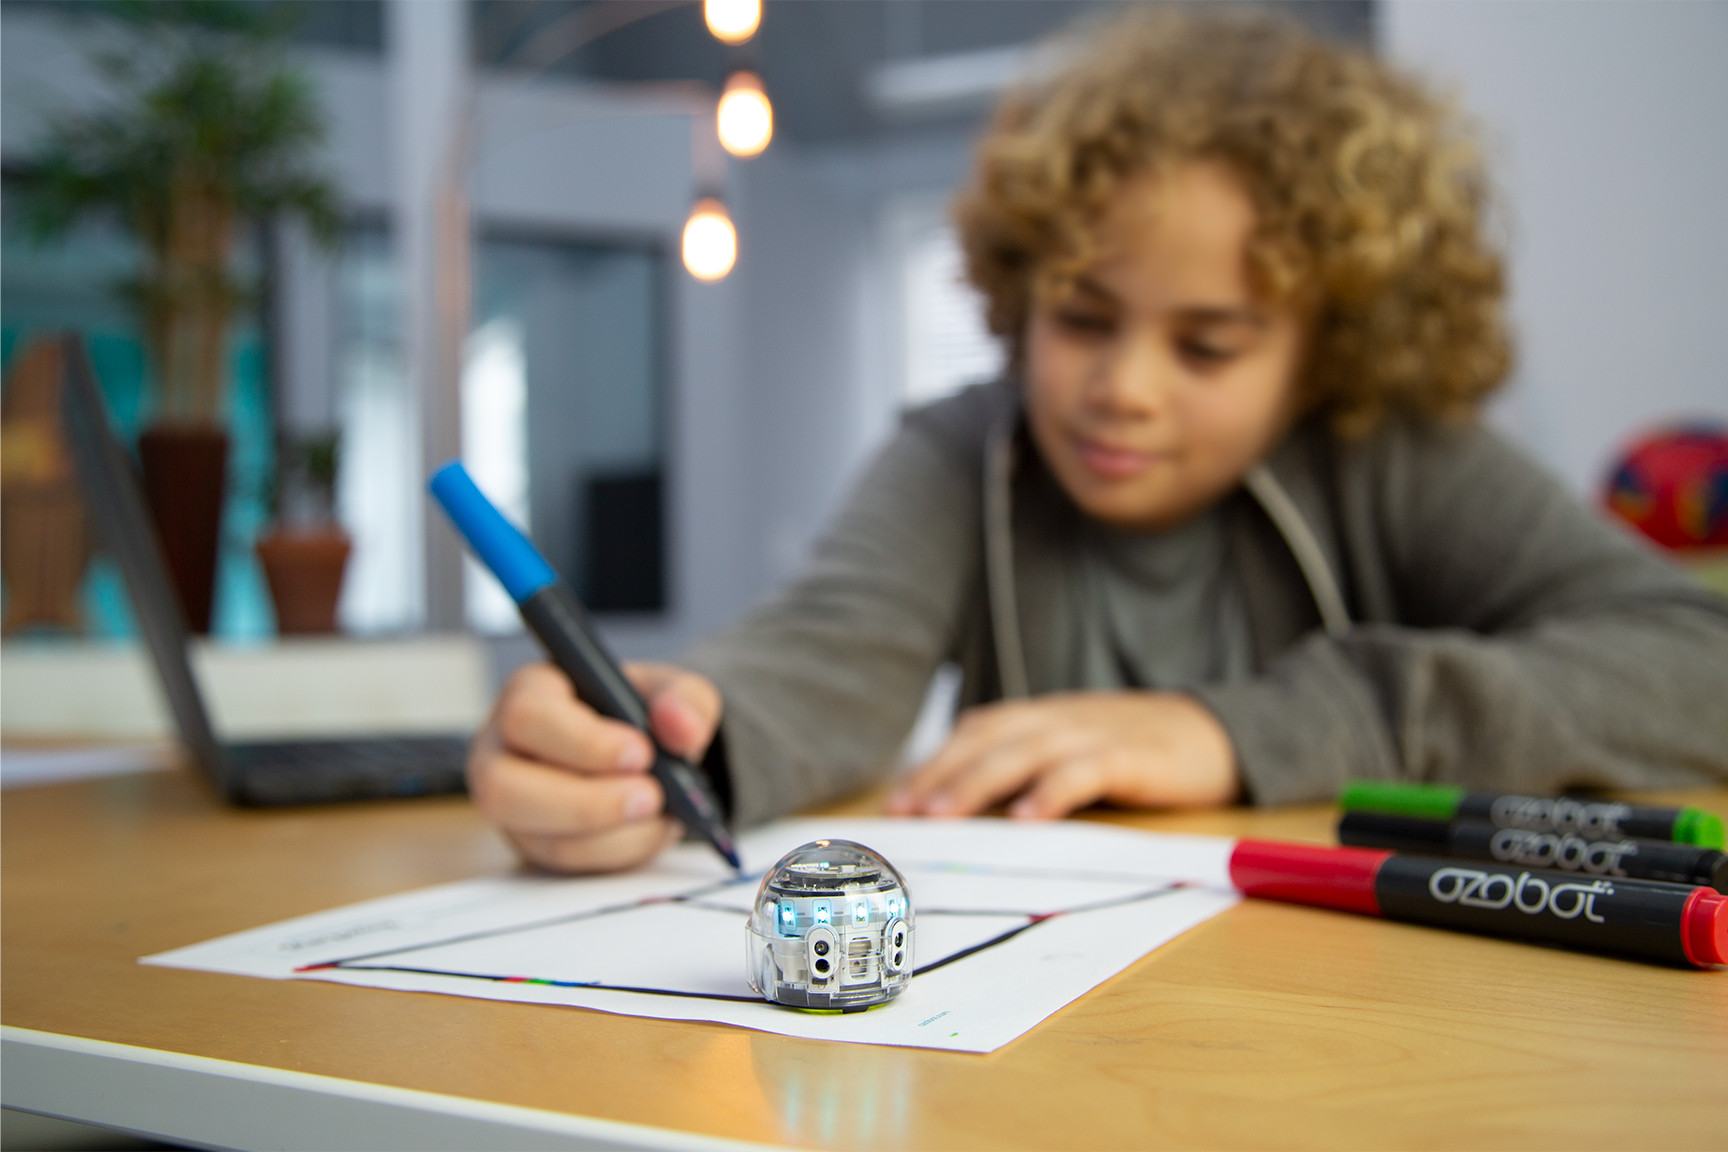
[1339,781,1724,850]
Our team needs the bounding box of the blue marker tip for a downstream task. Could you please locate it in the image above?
[428,461,556,603]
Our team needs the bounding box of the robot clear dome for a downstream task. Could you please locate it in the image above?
[746,840,914,1010]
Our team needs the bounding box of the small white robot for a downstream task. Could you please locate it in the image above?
[746,840,914,1011]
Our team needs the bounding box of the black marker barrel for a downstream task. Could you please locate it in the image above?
[1375,856,1722,967]
[1457,793,1685,842]
[1338,812,1728,893]
[519,580,736,868]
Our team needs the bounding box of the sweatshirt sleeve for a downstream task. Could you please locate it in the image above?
[680,417,983,828]
[1193,422,1728,806]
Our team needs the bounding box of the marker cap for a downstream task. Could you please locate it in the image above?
[1674,807,1726,850]
[1681,888,1728,967]
[428,461,555,603]
[1337,781,1464,822]
[1229,839,1388,916]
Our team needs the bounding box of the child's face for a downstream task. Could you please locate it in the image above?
[1024,162,1306,531]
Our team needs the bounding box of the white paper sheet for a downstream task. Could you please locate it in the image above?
[143,818,1238,1053]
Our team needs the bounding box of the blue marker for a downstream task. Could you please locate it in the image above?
[429,462,740,871]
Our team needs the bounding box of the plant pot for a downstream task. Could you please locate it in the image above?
[138,423,229,634]
[1,480,91,633]
[2,339,91,634]
[256,526,351,635]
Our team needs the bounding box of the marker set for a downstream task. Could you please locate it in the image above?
[1336,783,1726,893]
[1222,783,1728,968]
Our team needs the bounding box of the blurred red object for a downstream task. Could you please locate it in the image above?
[1604,425,1728,550]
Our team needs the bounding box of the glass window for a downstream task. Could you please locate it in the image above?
[886,193,1002,409]
[332,220,424,635]
[330,223,668,636]
[470,232,667,626]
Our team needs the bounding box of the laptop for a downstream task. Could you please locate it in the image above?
[59,334,470,806]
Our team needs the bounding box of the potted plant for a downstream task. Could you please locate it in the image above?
[256,429,349,635]
[21,0,339,633]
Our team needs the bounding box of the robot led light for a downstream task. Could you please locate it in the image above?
[746,840,914,1011]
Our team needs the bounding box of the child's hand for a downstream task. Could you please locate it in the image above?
[466,661,722,873]
[886,692,1240,819]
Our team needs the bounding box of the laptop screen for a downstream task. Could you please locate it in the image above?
[58,335,234,797]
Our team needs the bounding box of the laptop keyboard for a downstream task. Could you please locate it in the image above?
[226,735,470,806]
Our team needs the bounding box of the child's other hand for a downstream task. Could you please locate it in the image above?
[887,692,1240,819]
[467,661,722,873]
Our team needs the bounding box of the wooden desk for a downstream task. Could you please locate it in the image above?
[4,766,1726,1150]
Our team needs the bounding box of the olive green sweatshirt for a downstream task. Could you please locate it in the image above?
[685,381,1728,828]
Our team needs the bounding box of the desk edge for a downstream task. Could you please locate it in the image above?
[0,1027,782,1152]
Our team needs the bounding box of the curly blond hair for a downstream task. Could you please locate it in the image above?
[954,9,1510,434]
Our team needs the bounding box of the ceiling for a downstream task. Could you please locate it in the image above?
[471,0,1376,144]
[2,0,1375,145]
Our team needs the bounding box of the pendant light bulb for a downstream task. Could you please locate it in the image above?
[717,72,773,159]
[683,198,737,281]
[704,0,760,45]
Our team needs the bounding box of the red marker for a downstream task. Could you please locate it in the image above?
[1229,839,1728,968]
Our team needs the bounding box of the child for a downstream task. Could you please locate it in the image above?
[467,11,1728,874]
